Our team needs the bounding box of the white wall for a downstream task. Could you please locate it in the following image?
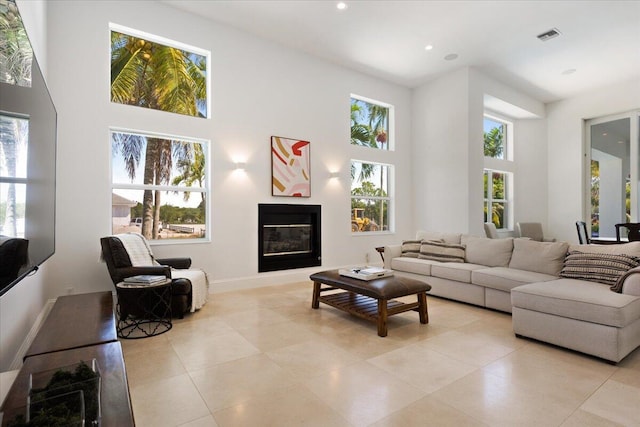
[547,78,640,243]
[411,67,546,237]
[42,0,412,297]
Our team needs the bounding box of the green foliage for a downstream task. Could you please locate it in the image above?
[484,126,504,158]
[8,362,100,427]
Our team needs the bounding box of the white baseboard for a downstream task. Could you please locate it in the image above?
[9,298,56,371]
[208,262,383,294]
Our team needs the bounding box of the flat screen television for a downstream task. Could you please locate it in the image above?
[0,0,57,296]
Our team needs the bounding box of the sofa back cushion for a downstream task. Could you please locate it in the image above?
[418,240,466,263]
[416,230,461,244]
[568,241,640,257]
[560,251,640,285]
[462,235,513,267]
[509,238,569,276]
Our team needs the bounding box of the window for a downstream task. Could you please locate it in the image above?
[0,114,28,237]
[350,96,392,151]
[111,130,209,241]
[351,161,391,232]
[484,116,508,159]
[110,25,209,118]
[484,169,509,229]
[483,113,513,229]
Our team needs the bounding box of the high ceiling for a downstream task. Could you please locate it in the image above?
[162,0,640,103]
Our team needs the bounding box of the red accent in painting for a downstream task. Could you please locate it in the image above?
[292,141,309,156]
[272,147,287,165]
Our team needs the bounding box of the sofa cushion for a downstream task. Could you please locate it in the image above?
[511,279,640,328]
[509,239,569,276]
[568,241,640,257]
[390,257,434,276]
[462,235,513,267]
[416,230,461,244]
[472,267,558,292]
[560,251,640,285]
[431,263,486,283]
[418,241,465,263]
[401,240,422,258]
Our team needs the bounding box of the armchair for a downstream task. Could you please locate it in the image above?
[484,223,499,239]
[100,233,208,318]
[515,222,555,242]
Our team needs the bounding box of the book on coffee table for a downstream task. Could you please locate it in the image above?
[339,266,393,281]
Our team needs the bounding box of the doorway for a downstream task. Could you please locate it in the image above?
[586,112,640,239]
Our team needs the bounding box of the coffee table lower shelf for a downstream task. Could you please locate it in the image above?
[315,289,427,337]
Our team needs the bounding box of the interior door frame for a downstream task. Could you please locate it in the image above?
[584,111,640,237]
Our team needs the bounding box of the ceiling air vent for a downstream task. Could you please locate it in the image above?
[537,28,561,41]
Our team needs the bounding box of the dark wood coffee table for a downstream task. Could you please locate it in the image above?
[309,269,431,337]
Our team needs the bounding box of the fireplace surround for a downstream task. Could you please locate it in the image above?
[258,204,321,272]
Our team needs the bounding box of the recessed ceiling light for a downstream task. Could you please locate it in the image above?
[336,2,347,10]
[425,45,433,51]
[444,53,458,61]
[562,68,576,75]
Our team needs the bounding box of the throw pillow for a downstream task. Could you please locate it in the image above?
[401,240,422,258]
[560,251,640,285]
[418,241,466,263]
[509,238,569,276]
[462,235,513,267]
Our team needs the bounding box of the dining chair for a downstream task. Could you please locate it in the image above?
[615,223,640,242]
[575,221,590,244]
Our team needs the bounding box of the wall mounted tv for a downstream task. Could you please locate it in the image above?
[0,0,57,296]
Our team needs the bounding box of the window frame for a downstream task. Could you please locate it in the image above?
[110,127,211,244]
[483,168,512,231]
[109,23,211,119]
[350,94,394,152]
[350,159,393,234]
[483,114,513,161]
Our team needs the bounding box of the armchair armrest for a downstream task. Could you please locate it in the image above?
[383,245,402,270]
[157,257,192,269]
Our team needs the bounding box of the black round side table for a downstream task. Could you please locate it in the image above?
[116,279,172,339]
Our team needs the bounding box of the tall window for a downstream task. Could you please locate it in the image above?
[350,96,392,151]
[484,114,513,229]
[484,169,509,229]
[111,130,208,241]
[350,95,394,233]
[110,25,209,118]
[351,161,391,232]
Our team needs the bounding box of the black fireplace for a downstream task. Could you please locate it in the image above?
[258,204,321,272]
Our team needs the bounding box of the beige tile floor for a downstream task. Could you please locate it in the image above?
[121,282,640,427]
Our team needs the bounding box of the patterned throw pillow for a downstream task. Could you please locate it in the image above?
[401,240,422,258]
[560,251,640,285]
[418,241,466,263]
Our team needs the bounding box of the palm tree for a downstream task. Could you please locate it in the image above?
[172,143,205,205]
[484,127,504,158]
[110,32,206,238]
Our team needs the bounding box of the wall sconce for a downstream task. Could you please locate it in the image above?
[235,162,246,170]
[329,171,339,179]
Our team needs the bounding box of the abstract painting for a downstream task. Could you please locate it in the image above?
[271,136,311,197]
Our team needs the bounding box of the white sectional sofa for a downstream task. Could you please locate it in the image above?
[383,231,640,363]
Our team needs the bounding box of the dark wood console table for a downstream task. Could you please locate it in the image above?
[1,291,135,426]
[25,291,117,359]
